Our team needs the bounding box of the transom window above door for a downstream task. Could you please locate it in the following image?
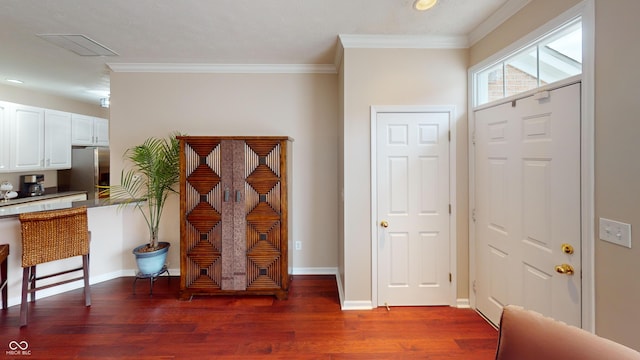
[474,18,582,106]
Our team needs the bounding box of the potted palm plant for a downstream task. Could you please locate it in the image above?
[100,132,182,275]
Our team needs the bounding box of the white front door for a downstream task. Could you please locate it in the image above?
[475,82,581,326]
[376,111,451,306]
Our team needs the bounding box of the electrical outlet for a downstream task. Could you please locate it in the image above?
[295,241,302,250]
[599,218,632,248]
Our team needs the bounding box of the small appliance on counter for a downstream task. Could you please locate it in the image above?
[20,174,45,197]
[0,181,18,201]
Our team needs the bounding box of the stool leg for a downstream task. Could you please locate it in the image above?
[82,254,91,307]
[20,267,30,327]
[29,266,36,303]
[1,255,7,310]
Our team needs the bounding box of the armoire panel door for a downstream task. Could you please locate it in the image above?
[181,138,224,294]
[243,139,285,291]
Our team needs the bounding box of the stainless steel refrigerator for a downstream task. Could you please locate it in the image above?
[57,147,110,200]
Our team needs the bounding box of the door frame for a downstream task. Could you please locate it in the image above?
[370,105,458,307]
[467,0,595,331]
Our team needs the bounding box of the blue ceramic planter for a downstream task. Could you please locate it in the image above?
[133,242,170,276]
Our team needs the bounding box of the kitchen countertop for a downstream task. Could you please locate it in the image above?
[0,191,87,207]
[0,191,135,219]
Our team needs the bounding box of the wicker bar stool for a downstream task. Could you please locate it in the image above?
[18,206,91,326]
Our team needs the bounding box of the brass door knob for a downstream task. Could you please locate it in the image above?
[555,264,575,275]
[380,220,389,228]
[561,243,574,254]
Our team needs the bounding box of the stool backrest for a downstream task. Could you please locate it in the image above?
[19,206,89,267]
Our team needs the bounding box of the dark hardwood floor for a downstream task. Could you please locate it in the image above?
[0,275,497,359]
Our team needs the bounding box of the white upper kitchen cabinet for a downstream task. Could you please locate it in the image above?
[11,104,44,170]
[72,114,109,146]
[94,117,109,146]
[44,110,72,169]
[0,102,11,171]
[8,104,72,172]
[71,114,93,145]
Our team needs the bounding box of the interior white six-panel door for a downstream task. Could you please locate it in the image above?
[475,83,581,327]
[376,112,451,306]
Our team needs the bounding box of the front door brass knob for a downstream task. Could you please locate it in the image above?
[555,264,575,275]
[561,243,574,254]
[380,220,389,228]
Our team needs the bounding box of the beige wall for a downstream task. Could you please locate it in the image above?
[341,48,469,302]
[338,57,346,290]
[593,0,640,350]
[0,83,108,118]
[470,0,640,351]
[109,72,339,272]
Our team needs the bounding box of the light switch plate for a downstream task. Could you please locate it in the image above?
[599,218,632,248]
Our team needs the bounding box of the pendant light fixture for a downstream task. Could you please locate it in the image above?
[413,0,438,11]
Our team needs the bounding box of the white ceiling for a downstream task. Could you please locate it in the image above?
[0,0,527,105]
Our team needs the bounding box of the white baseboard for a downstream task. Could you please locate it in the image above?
[301,268,368,310]
[341,298,468,311]
[333,271,375,310]
[342,300,374,310]
[91,270,131,284]
[334,272,345,308]
[291,267,338,275]
[298,268,371,310]
[456,298,471,308]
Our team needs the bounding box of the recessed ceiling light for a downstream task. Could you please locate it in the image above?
[413,0,438,11]
[6,79,24,84]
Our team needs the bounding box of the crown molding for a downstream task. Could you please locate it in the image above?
[338,34,469,50]
[334,38,345,71]
[109,0,531,77]
[107,63,337,74]
[334,34,468,71]
[468,0,532,46]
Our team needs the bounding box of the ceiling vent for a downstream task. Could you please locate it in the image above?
[37,34,118,56]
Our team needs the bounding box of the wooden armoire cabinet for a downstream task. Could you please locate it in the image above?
[178,136,292,300]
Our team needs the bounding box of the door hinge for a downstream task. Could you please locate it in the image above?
[448,130,451,142]
[473,280,477,293]
[449,273,452,283]
[472,208,476,222]
[472,131,476,145]
[449,204,452,214]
